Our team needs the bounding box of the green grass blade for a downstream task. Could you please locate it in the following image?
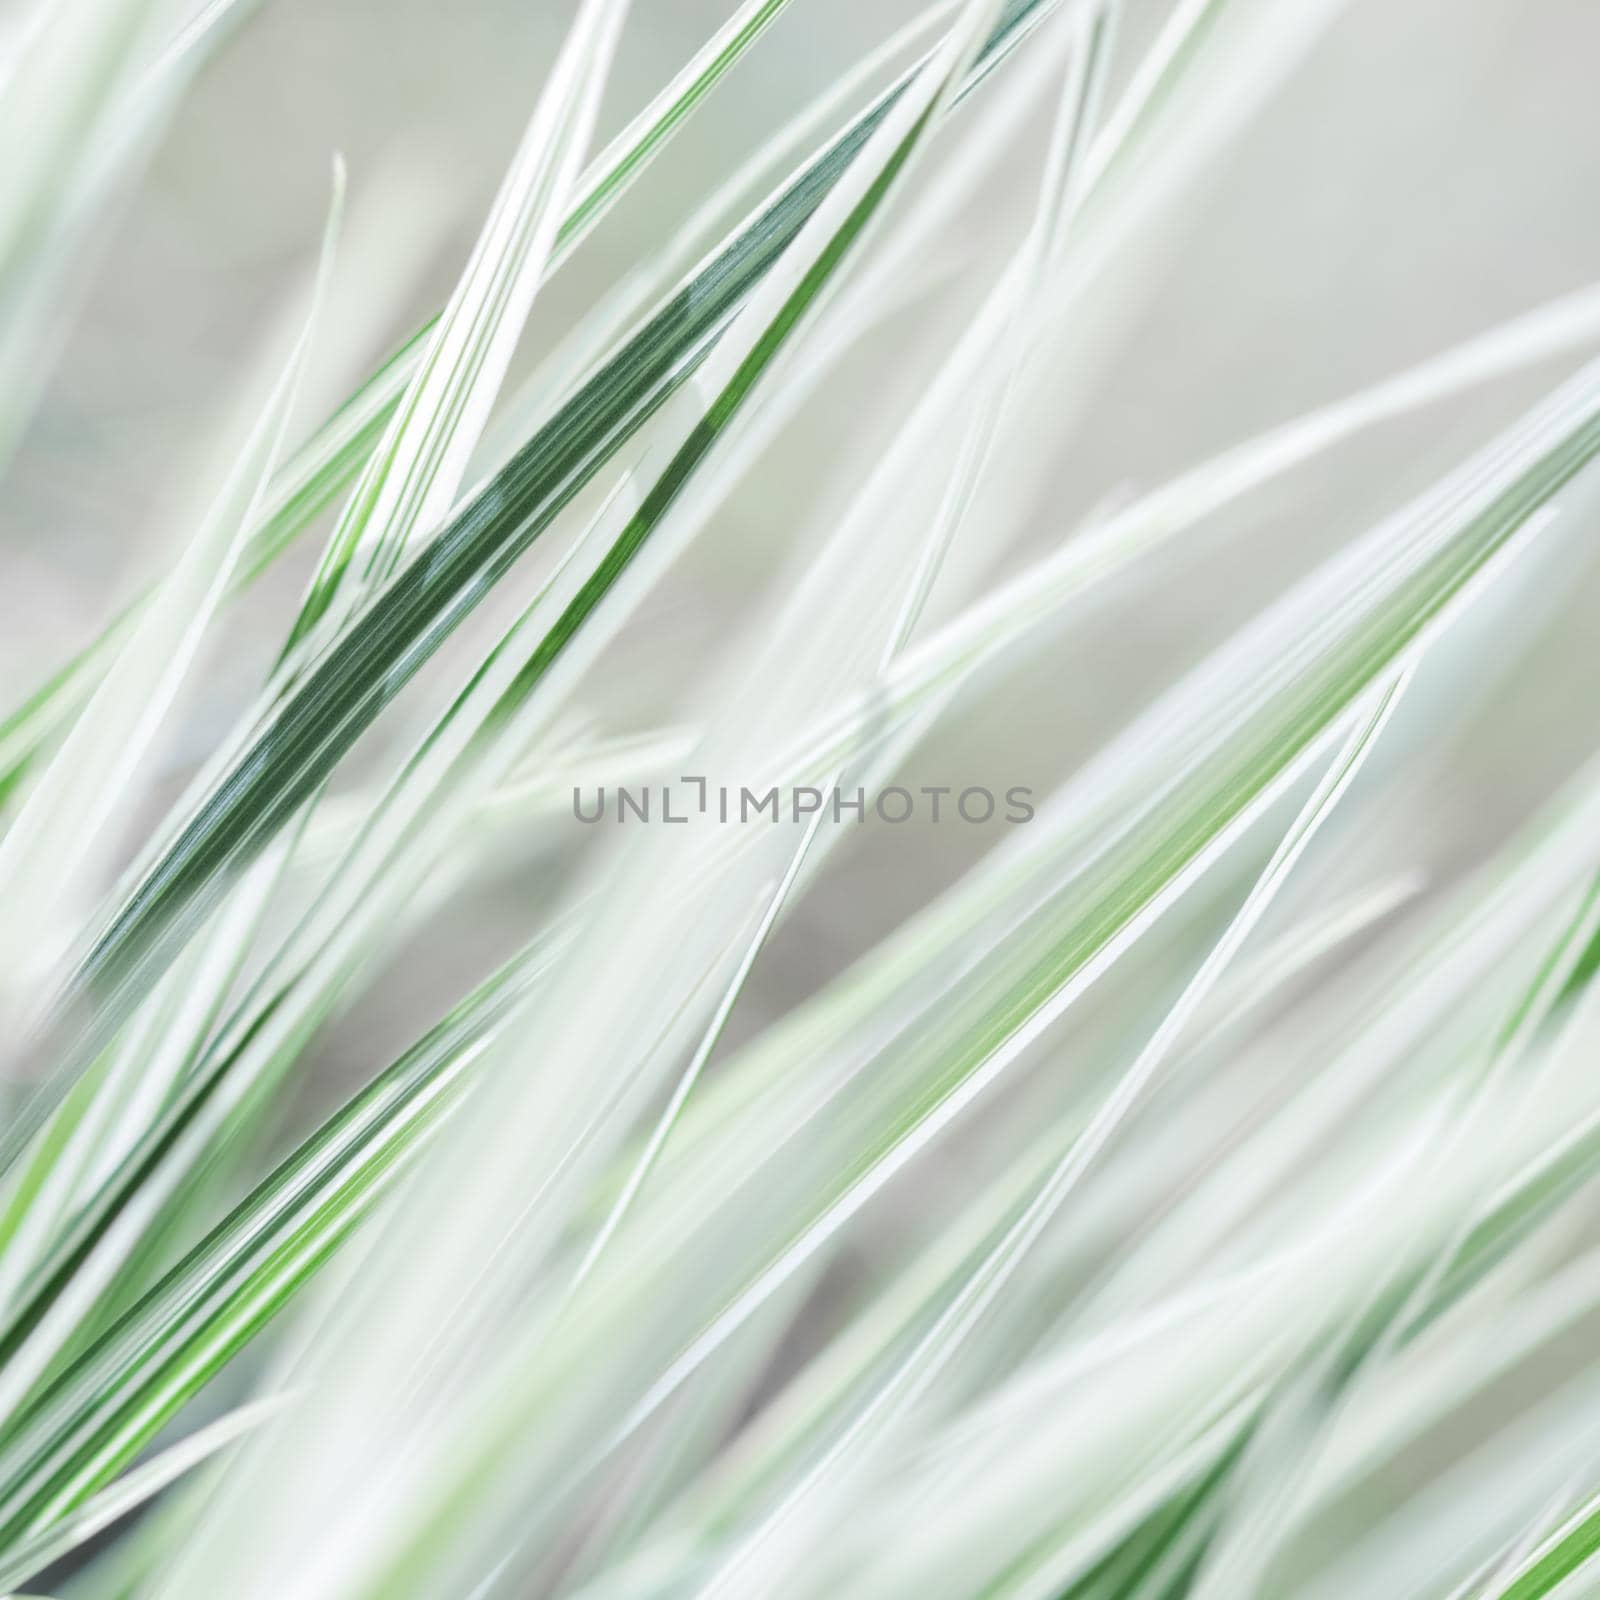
[0,1396,279,1595]
[286,0,630,652]
[32,0,1066,1116]
[0,0,821,815]
[0,940,551,1551]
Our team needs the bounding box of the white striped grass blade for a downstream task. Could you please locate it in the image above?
[208,258,1597,1143]
[833,1043,1600,1600]
[0,1396,284,1595]
[0,838,295,1430]
[1275,1268,1600,1600]
[0,0,817,801]
[683,666,1412,1599]
[144,10,1016,1598]
[0,171,342,1022]
[560,0,801,258]
[1179,874,1600,1600]
[516,409,1577,1511]
[0,366,1587,1600]
[0,855,276,1312]
[266,343,1584,1600]
[897,935,1600,1597]
[590,882,1418,1600]
[472,0,965,484]
[775,350,1600,811]
[0,16,1129,1544]
[882,0,1114,655]
[291,0,631,647]
[1299,1364,1600,1600]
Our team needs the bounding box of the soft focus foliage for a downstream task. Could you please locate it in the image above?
[0,1,1599,1596]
